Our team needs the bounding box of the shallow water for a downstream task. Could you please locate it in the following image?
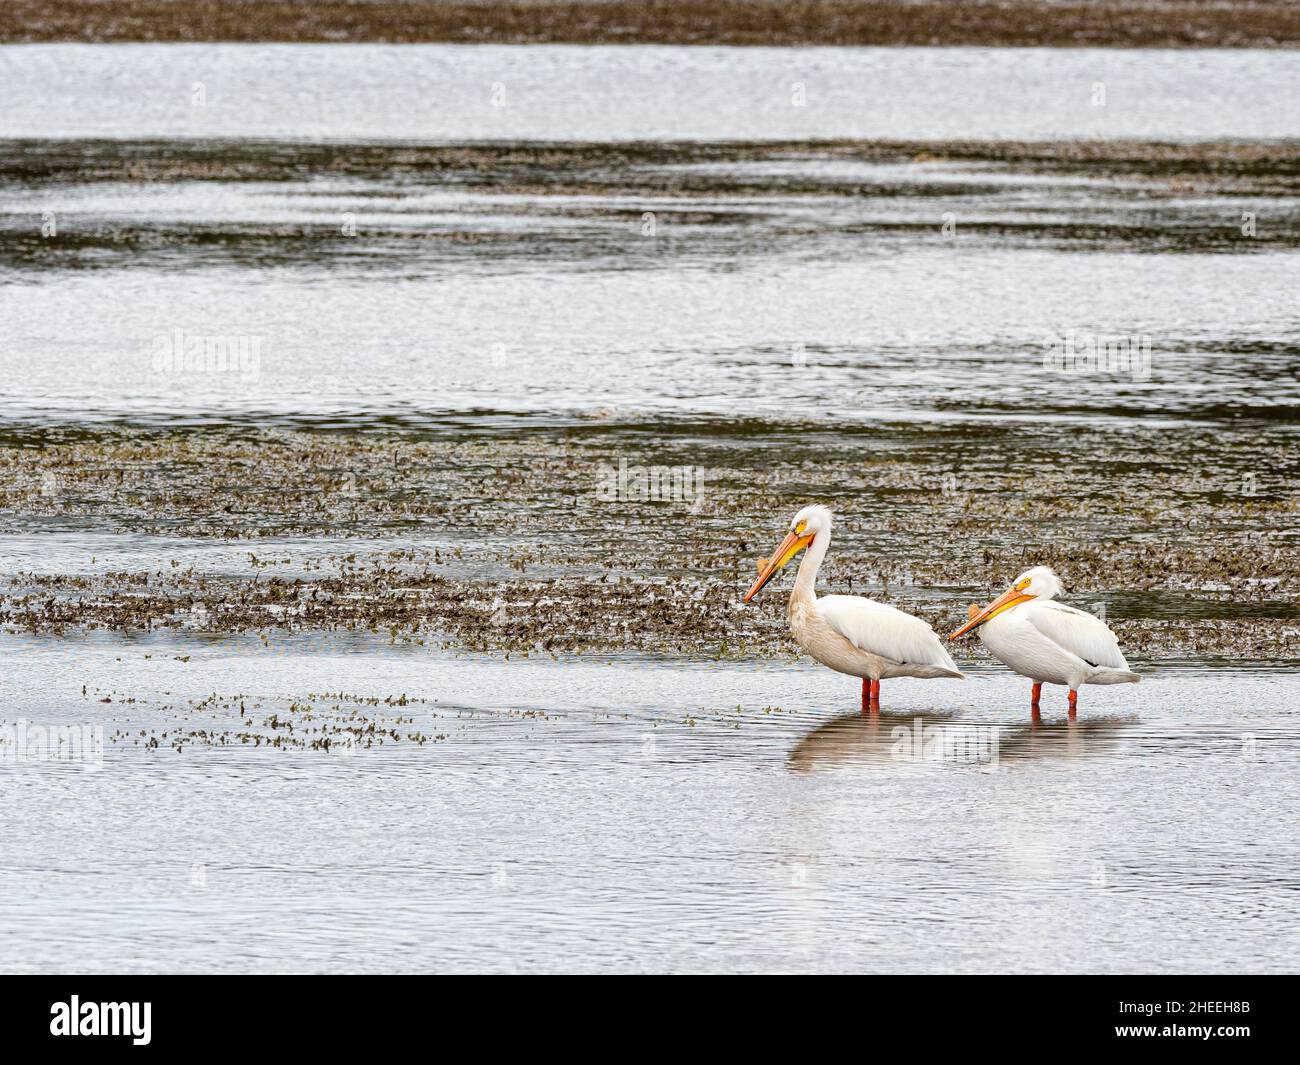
[3,639,1298,974]
[1,43,1298,973]
[3,247,1299,429]
[4,44,1299,141]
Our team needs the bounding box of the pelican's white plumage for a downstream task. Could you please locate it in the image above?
[814,595,962,679]
[1022,601,1130,670]
[744,505,962,704]
[951,565,1138,712]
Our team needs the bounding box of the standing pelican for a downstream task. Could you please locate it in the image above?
[744,505,962,711]
[949,565,1138,718]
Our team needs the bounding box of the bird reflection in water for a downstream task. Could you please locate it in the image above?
[788,708,1135,773]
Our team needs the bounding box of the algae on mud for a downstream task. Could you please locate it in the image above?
[2,422,1296,663]
[4,0,1300,49]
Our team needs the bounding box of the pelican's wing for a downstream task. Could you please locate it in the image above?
[1023,601,1129,670]
[816,595,961,673]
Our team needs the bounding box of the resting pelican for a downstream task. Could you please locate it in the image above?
[744,505,963,711]
[949,565,1138,718]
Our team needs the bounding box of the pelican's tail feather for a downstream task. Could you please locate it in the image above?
[1090,669,1140,685]
[910,665,966,680]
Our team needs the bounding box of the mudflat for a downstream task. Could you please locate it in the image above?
[3,0,1299,48]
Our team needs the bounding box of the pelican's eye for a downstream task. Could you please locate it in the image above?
[794,520,807,535]
[1015,578,1030,591]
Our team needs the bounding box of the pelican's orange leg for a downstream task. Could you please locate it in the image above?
[1031,682,1042,722]
[870,678,881,710]
[1068,689,1078,719]
[861,678,870,714]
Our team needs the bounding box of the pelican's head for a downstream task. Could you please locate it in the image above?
[948,565,1061,639]
[743,504,831,603]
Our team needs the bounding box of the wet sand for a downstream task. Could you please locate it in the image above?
[3,0,1299,48]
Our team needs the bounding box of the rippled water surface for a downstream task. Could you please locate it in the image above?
[2,637,1300,977]
[3,640,1299,973]
[1,43,1298,973]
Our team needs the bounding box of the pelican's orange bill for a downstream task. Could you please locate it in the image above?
[948,585,1033,639]
[744,529,813,602]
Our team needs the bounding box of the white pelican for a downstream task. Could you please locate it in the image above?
[743,505,963,711]
[949,565,1139,718]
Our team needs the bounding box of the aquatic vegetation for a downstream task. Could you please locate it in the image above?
[1,423,1295,662]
